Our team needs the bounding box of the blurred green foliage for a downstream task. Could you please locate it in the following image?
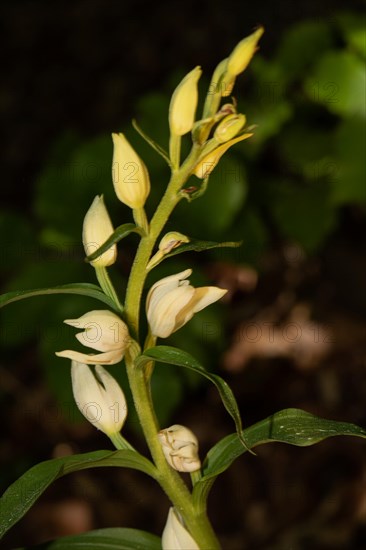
[1,13,365,429]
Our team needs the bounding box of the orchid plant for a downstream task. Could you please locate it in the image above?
[1,27,366,550]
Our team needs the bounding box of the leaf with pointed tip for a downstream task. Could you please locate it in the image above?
[137,346,248,449]
[0,450,157,539]
[18,528,161,549]
[0,283,117,311]
[166,238,242,258]
[132,119,171,166]
[192,408,366,511]
[86,223,145,263]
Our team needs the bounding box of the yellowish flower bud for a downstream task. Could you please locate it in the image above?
[56,310,130,365]
[112,133,150,209]
[162,508,199,550]
[193,132,253,179]
[214,113,246,143]
[82,195,117,267]
[169,66,202,136]
[158,425,201,473]
[146,269,227,338]
[71,361,127,436]
[227,27,264,77]
[221,27,264,97]
[146,232,190,271]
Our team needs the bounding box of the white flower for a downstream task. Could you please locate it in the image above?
[56,310,129,365]
[162,508,199,550]
[112,133,150,209]
[146,269,227,338]
[158,424,201,473]
[82,195,117,267]
[71,361,127,436]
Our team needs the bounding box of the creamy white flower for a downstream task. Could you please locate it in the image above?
[71,361,127,435]
[112,133,150,209]
[146,269,227,338]
[56,310,129,365]
[82,195,117,267]
[158,425,201,473]
[162,508,199,550]
[169,67,202,136]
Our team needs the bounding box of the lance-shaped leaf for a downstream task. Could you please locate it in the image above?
[137,346,248,449]
[147,238,242,270]
[86,223,145,263]
[192,408,366,511]
[18,527,162,549]
[0,283,117,312]
[132,119,171,166]
[165,238,242,258]
[0,450,157,540]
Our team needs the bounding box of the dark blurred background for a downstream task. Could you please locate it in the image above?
[1,1,366,549]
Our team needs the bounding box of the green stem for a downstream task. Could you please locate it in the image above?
[133,207,149,235]
[125,351,220,549]
[169,133,181,169]
[95,266,124,313]
[122,144,220,548]
[124,146,200,337]
[109,431,135,451]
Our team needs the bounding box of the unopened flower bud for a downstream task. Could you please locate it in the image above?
[112,133,150,209]
[193,132,253,179]
[56,310,130,365]
[162,508,199,550]
[221,27,264,97]
[146,269,227,338]
[169,67,202,136]
[83,195,117,267]
[158,424,201,473]
[146,232,190,270]
[214,113,246,143]
[71,361,127,436]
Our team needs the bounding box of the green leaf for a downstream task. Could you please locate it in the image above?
[0,283,117,312]
[275,20,334,83]
[132,119,171,166]
[137,346,247,449]
[332,116,366,204]
[305,51,366,117]
[193,408,366,510]
[166,239,242,258]
[336,13,366,60]
[19,527,161,549]
[271,180,336,253]
[86,223,145,262]
[0,450,157,539]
